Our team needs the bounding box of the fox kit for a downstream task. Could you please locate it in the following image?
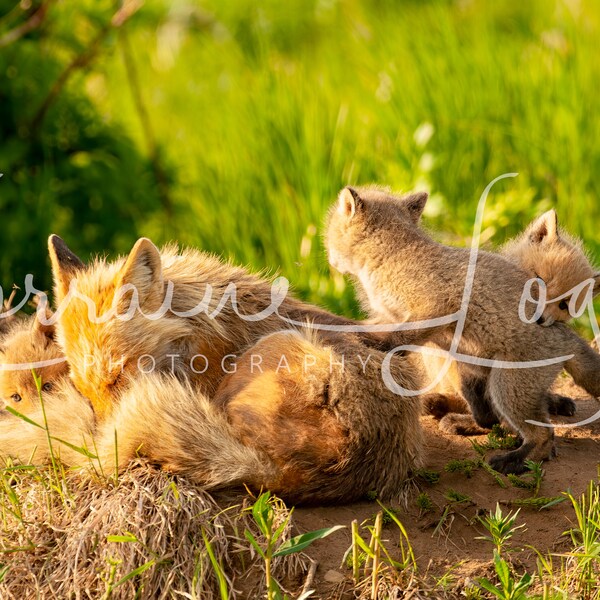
[326,186,600,474]
[47,236,371,420]
[503,208,600,325]
[0,316,423,504]
[0,316,95,465]
[423,209,599,430]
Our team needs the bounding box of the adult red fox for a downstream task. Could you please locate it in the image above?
[47,236,382,420]
[0,317,423,505]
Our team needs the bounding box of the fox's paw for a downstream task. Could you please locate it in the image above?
[548,395,576,417]
[439,413,489,436]
[488,452,528,475]
[422,394,469,419]
[488,439,553,474]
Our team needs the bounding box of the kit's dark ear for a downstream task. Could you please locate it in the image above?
[528,209,558,244]
[338,186,363,219]
[48,235,85,300]
[403,191,429,223]
[33,300,56,344]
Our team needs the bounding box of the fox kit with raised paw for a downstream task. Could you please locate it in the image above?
[326,186,600,474]
[424,208,599,432]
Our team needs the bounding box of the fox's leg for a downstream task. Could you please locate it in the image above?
[433,365,498,436]
[458,369,499,429]
[423,390,490,436]
[486,366,558,475]
[547,393,576,417]
[561,331,600,398]
[438,413,489,436]
[434,378,498,437]
[421,393,469,418]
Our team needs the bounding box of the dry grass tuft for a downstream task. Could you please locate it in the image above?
[0,460,307,599]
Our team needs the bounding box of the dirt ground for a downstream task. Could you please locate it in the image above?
[291,376,600,598]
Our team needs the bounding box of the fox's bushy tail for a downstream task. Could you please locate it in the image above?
[94,374,279,490]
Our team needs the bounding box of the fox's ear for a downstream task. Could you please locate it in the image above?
[529,209,558,244]
[338,187,363,219]
[118,238,164,310]
[593,273,600,297]
[403,191,429,223]
[33,299,56,344]
[48,235,85,301]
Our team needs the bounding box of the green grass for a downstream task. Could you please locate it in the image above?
[3,0,600,331]
[81,0,600,319]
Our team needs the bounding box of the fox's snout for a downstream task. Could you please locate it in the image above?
[537,314,555,327]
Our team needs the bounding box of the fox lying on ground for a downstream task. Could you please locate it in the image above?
[422,209,599,434]
[47,236,384,420]
[326,186,600,474]
[0,316,95,464]
[0,317,423,504]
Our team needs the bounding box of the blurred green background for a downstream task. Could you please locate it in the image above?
[1,0,599,324]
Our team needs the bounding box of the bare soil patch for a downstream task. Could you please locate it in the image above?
[292,377,600,598]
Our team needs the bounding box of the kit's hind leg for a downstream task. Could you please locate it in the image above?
[459,370,500,429]
[547,393,576,416]
[486,366,558,475]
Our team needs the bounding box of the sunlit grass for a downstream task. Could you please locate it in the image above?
[78,0,600,327]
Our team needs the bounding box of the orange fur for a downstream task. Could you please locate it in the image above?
[0,318,424,504]
[48,236,366,420]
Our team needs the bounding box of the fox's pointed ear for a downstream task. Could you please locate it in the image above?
[33,304,56,345]
[593,273,600,297]
[338,187,363,219]
[403,191,429,223]
[48,235,85,301]
[118,238,163,310]
[529,209,558,244]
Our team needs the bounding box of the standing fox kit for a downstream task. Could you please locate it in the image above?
[423,209,599,430]
[326,186,600,474]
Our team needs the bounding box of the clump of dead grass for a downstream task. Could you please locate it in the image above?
[0,460,306,599]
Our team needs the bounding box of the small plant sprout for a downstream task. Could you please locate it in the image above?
[244,492,344,600]
[445,489,472,504]
[486,425,519,450]
[445,459,478,478]
[477,551,533,600]
[477,504,526,554]
[416,492,433,515]
[415,468,441,484]
[563,481,600,596]
[508,460,544,497]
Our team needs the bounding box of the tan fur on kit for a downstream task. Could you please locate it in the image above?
[422,209,599,428]
[326,186,600,474]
